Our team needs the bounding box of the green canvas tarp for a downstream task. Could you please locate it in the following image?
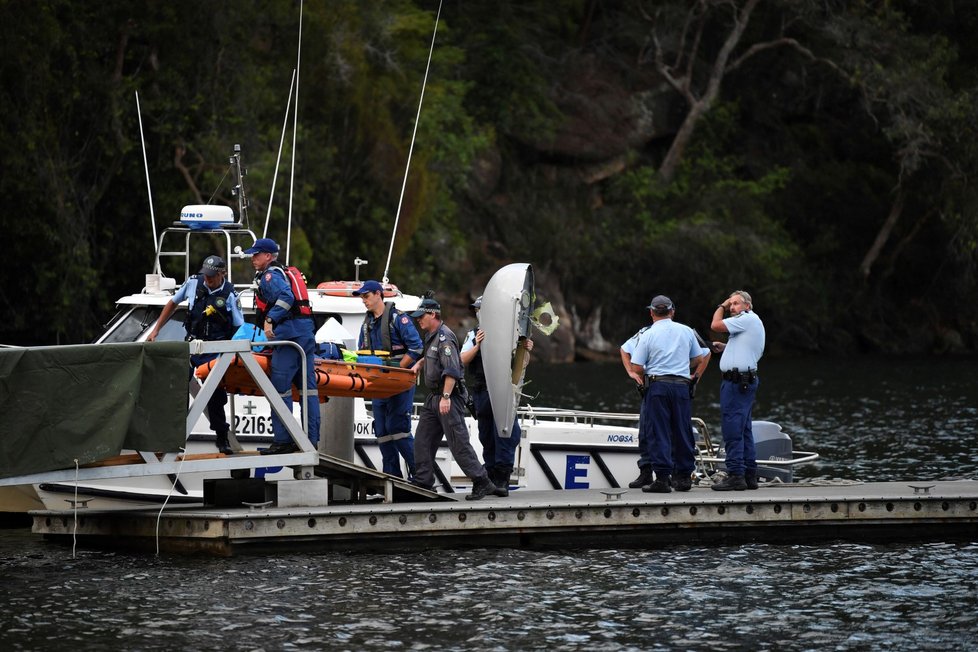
[0,341,189,479]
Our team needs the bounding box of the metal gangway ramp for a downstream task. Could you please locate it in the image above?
[314,453,450,504]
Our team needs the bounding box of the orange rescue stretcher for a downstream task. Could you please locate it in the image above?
[194,353,416,400]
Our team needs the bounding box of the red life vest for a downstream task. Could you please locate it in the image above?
[255,261,312,320]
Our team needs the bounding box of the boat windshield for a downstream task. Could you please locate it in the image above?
[99,307,188,344]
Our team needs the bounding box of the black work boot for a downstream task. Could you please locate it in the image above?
[711,474,748,491]
[744,470,759,490]
[642,472,672,494]
[215,431,232,455]
[492,468,511,497]
[628,466,654,489]
[672,472,693,492]
[466,476,504,500]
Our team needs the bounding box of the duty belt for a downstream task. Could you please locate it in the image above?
[722,369,757,383]
[646,374,690,385]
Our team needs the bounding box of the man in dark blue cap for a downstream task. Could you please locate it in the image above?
[147,255,244,454]
[628,295,710,493]
[245,238,320,454]
[410,295,503,500]
[352,280,424,479]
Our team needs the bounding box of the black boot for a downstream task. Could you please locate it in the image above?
[711,474,747,491]
[642,472,672,494]
[215,431,232,455]
[492,468,510,497]
[466,476,505,501]
[744,470,759,490]
[629,466,654,489]
[672,472,693,492]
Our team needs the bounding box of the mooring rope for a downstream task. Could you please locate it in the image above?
[155,445,189,557]
[72,458,79,559]
[382,0,443,284]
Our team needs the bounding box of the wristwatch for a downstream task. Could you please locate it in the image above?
[265,317,274,324]
[441,392,451,399]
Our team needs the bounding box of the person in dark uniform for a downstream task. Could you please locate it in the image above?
[409,295,503,500]
[147,255,244,454]
[245,238,320,455]
[620,323,652,488]
[352,279,424,479]
[460,295,533,496]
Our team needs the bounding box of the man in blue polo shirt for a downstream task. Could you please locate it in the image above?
[710,290,766,491]
[629,295,710,493]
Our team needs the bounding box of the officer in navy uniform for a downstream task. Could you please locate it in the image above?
[147,255,244,454]
[409,295,503,500]
[352,279,424,479]
[245,238,321,455]
[710,290,766,491]
[460,295,533,496]
[628,295,710,493]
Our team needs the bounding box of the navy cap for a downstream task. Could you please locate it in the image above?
[352,280,384,296]
[409,297,441,318]
[199,255,226,277]
[243,238,279,255]
[647,295,674,314]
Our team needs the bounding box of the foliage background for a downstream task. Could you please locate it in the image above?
[1,0,976,357]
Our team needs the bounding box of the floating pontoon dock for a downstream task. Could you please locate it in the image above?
[30,471,978,556]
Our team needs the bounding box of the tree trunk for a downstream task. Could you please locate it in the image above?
[859,187,906,279]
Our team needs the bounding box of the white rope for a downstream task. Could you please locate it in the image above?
[265,69,297,238]
[286,0,303,264]
[135,91,158,254]
[382,0,443,284]
[155,445,189,557]
[72,458,79,559]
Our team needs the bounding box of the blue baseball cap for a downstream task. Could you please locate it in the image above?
[352,280,384,296]
[244,238,279,254]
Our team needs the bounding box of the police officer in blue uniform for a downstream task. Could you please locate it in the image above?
[245,238,321,455]
[629,296,710,493]
[410,296,503,500]
[147,255,244,454]
[710,290,766,491]
[460,295,533,496]
[352,279,424,479]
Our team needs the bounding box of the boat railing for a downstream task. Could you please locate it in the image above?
[151,224,258,290]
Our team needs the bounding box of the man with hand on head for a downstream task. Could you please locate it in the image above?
[710,290,766,491]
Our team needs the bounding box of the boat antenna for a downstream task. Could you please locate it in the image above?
[230,144,250,228]
[135,90,158,254]
[265,68,297,238]
[286,0,303,265]
[382,0,443,285]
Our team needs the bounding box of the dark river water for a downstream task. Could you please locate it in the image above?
[2,357,977,651]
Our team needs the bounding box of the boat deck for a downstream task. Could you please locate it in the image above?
[31,478,978,556]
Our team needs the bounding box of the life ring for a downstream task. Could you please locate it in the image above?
[195,353,415,400]
[315,280,402,298]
